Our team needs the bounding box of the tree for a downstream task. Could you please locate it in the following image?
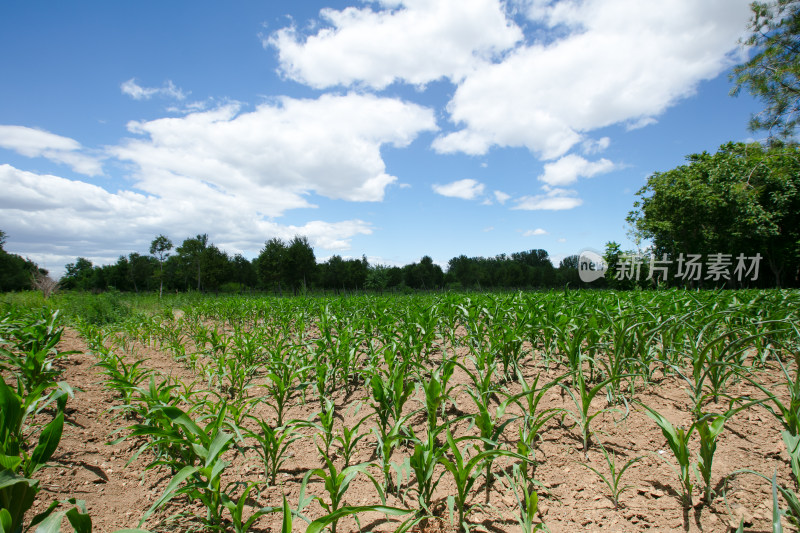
[201,244,230,292]
[229,254,256,291]
[404,256,443,290]
[628,142,800,287]
[257,238,287,292]
[150,234,173,297]
[732,0,800,138]
[61,257,95,291]
[128,252,155,292]
[284,236,316,293]
[0,230,46,292]
[176,234,209,291]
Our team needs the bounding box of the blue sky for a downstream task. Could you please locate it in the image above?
[0,0,763,277]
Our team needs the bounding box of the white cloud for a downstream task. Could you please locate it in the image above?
[513,187,582,210]
[434,0,751,158]
[581,136,610,155]
[432,178,485,200]
[121,78,187,100]
[110,93,437,215]
[625,116,658,131]
[0,125,103,176]
[539,154,615,186]
[494,190,511,204]
[267,0,522,89]
[523,228,548,236]
[0,164,373,276]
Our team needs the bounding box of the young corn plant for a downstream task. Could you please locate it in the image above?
[373,412,415,497]
[0,312,76,396]
[333,411,371,469]
[579,441,642,509]
[693,399,764,505]
[261,357,310,427]
[137,405,241,530]
[93,353,152,409]
[742,321,800,441]
[407,430,444,519]
[465,388,517,500]
[417,362,457,439]
[499,464,545,533]
[561,356,631,454]
[368,362,413,440]
[0,377,67,533]
[301,445,385,533]
[246,418,302,486]
[510,369,568,480]
[297,398,337,458]
[439,429,526,533]
[640,404,695,507]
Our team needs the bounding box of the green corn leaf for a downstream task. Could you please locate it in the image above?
[205,430,233,468]
[0,509,11,533]
[773,471,783,533]
[306,505,412,533]
[65,500,92,533]
[29,411,64,475]
[139,465,199,526]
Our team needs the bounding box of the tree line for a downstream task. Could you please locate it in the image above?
[50,233,579,293]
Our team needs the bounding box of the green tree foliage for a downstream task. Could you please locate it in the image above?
[403,256,444,290]
[60,258,95,290]
[732,0,800,138]
[628,141,800,287]
[284,235,316,293]
[445,250,558,289]
[229,253,256,292]
[0,231,44,292]
[318,255,369,292]
[257,238,288,292]
[176,234,212,291]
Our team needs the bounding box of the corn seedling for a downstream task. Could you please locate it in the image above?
[561,356,631,454]
[138,407,238,530]
[439,429,526,533]
[246,419,302,486]
[333,411,371,469]
[500,464,545,533]
[579,441,642,509]
[640,404,695,507]
[302,446,384,533]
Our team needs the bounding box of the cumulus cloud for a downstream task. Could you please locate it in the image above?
[523,228,548,236]
[432,178,486,200]
[539,154,615,186]
[0,125,103,176]
[513,187,582,210]
[121,78,187,100]
[434,0,751,158]
[267,0,522,89]
[0,164,373,276]
[110,93,437,215]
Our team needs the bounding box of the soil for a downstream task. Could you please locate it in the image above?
[24,324,799,533]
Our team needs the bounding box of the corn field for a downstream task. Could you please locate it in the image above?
[2,289,800,532]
